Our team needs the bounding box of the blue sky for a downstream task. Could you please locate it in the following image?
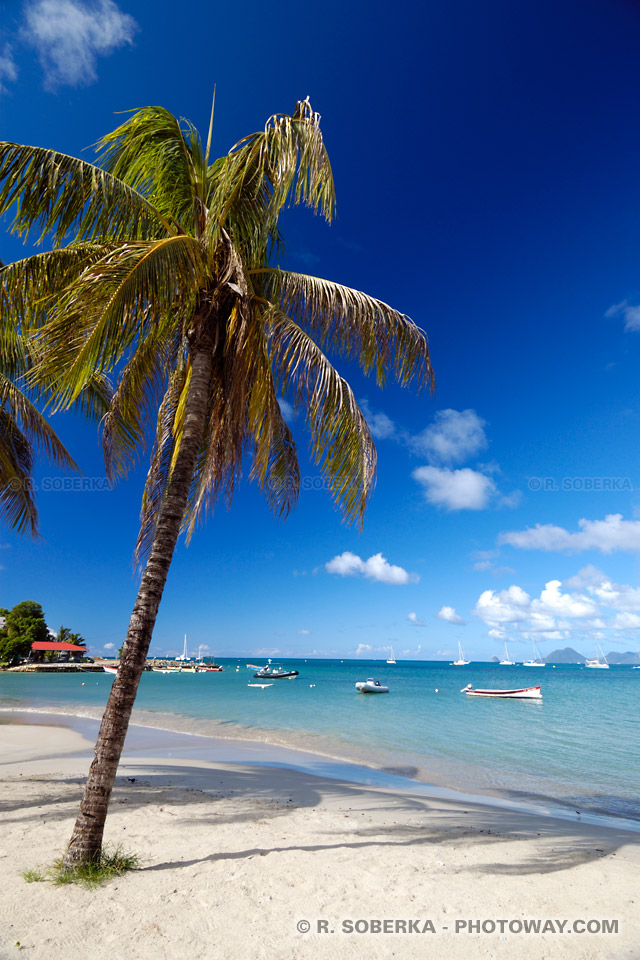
[3,0,640,660]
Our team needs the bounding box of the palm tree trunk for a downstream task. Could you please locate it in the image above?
[62,337,213,869]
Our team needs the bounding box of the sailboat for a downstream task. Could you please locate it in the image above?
[522,641,545,667]
[451,642,469,666]
[585,641,609,670]
[176,634,189,661]
[499,643,515,665]
[386,646,397,664]
[171,634,197,671]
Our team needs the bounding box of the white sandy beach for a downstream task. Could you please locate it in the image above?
[0,718,638,960]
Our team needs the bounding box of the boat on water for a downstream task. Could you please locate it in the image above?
[196,659,223,672]
[585,641,609,669]
[355,678,389,693]
[386,647,397,664]
[253,663,299,679]
[523,641,545,667]
[103,665,118,675]
[461,683,542,700]
[499,643,515,665]
[451,642,469,666]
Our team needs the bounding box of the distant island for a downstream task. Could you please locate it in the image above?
[544,646,640,664]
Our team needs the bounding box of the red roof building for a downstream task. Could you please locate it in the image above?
[31,642,87,652]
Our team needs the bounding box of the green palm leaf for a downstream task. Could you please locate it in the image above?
[0,143,173,244]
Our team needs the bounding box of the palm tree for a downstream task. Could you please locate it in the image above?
[0,99,434,868]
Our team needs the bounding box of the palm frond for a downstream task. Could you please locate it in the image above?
[35,235,207,407]
[257,270,434,394]
[205,99,335,265]
[97,107,199,236]
[0,245,111,338]
[0,374,78,472]
[265,305,376,527]
[134,364,187,567]
[102,323,180,483]
[0,143,172,244]
[182,300,300,538]
[0,408,38,535]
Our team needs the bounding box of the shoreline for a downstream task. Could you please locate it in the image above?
[2,707,639,835]
[1,717,639,960]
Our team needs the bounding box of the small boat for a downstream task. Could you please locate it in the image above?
[585,641,609,669]
[355,678,389,693]
[499,643,515,665]
[103,665,118,675]
[196,659,223,672]
[253,664,299,679]
[523,641,545,667]
[248,682,274,689]
[461,683,542,699]
[386,647,397,664]
[451,642,469,666]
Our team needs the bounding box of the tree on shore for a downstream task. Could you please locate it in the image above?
[0,99,434,869]
[0,600,49,664]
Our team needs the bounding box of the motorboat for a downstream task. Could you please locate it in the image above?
[253,664,299,679]
[196,660,223,672]
[461,683,542,700]
[451,642,469,666]
[103,665,118,675]
[585,641,609,669]
[355,678,389,693]
[499,643,515,665]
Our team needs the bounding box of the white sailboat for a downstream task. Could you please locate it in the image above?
[451,642,469,666]
[386,646,397,664]
[522,641,545,667]
[499,642,515,665]
[585,641,609,669]
[176,634,189,661]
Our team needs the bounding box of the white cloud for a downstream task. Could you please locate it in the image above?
[325,551,419,585]
[24,0,138,88]
[104,642,115,650]
[297,628,310,635]
[610,612,640,630]
[354,643,372,656]
[499,514,640,554]
[531,579,598,619]
[0,45,18,93]
[473,567,640,648]
[278,397,294,420]
[408,612,424,626]
[605,299,640,333]
[474,585,531,626]
[413,466,496,510]
[359,399,396,440]
[411,409,488,465]
[437,605,466,625]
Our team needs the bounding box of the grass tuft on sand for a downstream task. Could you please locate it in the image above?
[22,846,140,888]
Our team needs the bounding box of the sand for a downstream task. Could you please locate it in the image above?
[0,718,638,960]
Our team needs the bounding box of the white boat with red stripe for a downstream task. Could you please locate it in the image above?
[461,683,542,700]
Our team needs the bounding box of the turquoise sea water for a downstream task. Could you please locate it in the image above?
[1,659,638,821]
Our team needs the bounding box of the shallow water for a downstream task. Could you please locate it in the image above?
[1,659,638,820]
